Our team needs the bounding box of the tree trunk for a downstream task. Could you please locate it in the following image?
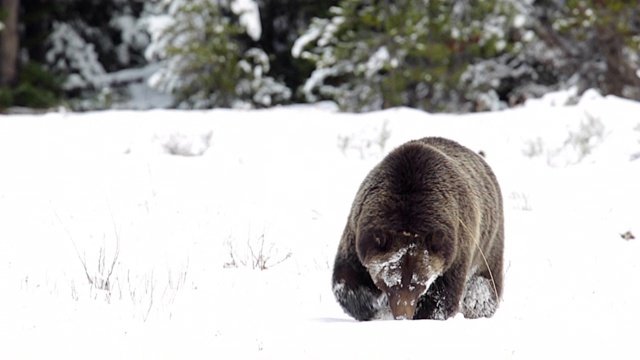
[1,0,19,87]
[594,9,640,100]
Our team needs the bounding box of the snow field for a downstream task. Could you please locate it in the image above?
[1,94,639,358]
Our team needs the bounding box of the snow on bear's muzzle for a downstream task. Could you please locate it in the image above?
[386,283,426,320]
[366,243,441,320]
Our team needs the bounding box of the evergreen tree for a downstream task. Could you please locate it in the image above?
[148,0,290,109]
[33,0,150,85]
[256,0,338,102]
[1,0,65,109]
[533,0,640,99]
[17,0,151,109]
[467,0,640,107]
[460,0,549,109]
[294,0,518,112]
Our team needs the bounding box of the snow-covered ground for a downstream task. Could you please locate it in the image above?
[1,93,639,359]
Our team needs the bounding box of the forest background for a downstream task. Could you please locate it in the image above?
[1,0,639,113]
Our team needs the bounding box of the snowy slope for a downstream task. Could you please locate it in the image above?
[1,93,639,359]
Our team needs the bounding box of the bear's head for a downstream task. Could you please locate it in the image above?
[356,228,452,319]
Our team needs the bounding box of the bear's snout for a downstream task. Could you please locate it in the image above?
[386,283,426,320]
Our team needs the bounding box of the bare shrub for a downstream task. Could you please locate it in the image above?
[54,208,189,321]
[522,137,544,158]
[126,269,156,321]
[508,191,532,211]
[161,130,213,156]
[224,232,292,271]
[337,120,391,159]
[632,123,640,161]
[162,259,189,311]
[55,210,120,294]
[523,111,607,166]
[562,111,605,163]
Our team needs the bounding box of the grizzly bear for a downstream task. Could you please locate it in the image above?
[332,137,504,320]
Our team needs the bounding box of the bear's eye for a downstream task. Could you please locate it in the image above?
[373,234,388,251]
[357,231,388,261]
[364,235,387,257]
[425,230,446,255]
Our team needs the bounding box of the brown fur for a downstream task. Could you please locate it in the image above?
[332,137,504,320]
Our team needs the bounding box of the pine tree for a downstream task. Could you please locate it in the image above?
[295,0,518,112]
[148,0,290,109]
[17,0,152,109]
[256,0,338,102]
[534,0,640,99]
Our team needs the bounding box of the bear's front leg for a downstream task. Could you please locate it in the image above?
[332,257,388,321]
[414,269,467,320]
[461,274,499,319]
